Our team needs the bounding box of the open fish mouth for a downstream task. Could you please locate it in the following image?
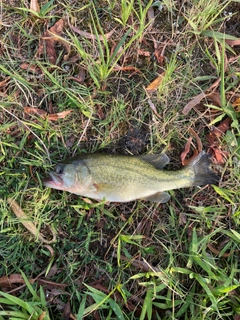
[43,172,63,188]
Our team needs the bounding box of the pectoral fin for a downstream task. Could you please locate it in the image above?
[138,153,169,169]
[145,192,171,203]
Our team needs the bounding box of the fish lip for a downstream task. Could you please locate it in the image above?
[43,172,63,188]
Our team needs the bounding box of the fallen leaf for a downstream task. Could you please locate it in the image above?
[63,300,71,320]
[0,274,32,286]
[113,254,160,272]
[113,64,142,75]
[183,90,224,115]
[137,49,151,57]
[207,91,222,106]
[35,19,70,64]
[179,213,187,225]
[206,117,231,164]
[181,136,192,165]
[24,107,72,121]
[20,63,42,74]
[69,23,115,41]
[182,92,207,115]
[147,6,155,29]
[8,198,56,244]
[232,97,240,107]
[146,71,166,93]
[38,312,47,320]
[24,106,46,117]
[45,264,58,278]
[189,128,203,152]
[225,38,240,46]
[37,279,68,289]
[181,128,202,165]
[30,0,40,14]
[183,52,229,115]
[232,97,240,111]
[48,110,72,121]
[146,97,161,117]
[153,40,169,65]
[0,77,10,88]
[212,147,227,163]
[207,243,233,257]
[207,117,231,145]
[44,245,55,260]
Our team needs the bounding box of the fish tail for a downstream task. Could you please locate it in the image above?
[187,151,219,186]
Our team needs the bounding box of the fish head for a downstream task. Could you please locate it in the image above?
[43,162,92,194]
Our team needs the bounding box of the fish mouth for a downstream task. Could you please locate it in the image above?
[43,172,63,188]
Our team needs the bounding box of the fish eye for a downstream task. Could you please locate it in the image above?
[55,165,64,174]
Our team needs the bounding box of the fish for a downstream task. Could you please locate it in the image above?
[43,151,219,203]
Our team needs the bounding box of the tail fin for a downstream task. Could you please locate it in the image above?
[187,151,219,186]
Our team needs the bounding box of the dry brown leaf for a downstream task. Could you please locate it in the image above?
[147,6,155,29]
[37,279,68,289]
[180,137,192,165]
[153,40,169,65]
[0,77,10,88]
[35,19,69,64]
[24,107,72,121]
[0,274,33,286]
[189,128,203,152]
[69,23,115,41]
[181,128,202,165]
[38,312,47,320]
[48,110,72,120]
[8,198,56,244]
[44,245,55,259]
[183,52,229,115]
[212,147,226,164]
[20,63,42,74]
[24,106,47,117]
[225,39,240,46]
[207,243,233,258]
[232,97,240,107]
[30,0,40,14]
[207,91,222,106]
[206,117,231,164]
[207,117,231,145]
[137,49,151,57]
[183,91,223,115]
[63,300,71,320]
[182,92,207,115]
[146,71,166,93]
[113,254,160,272]
[232,97,240,112]
[113,65,142,75]
[147,98,161,117]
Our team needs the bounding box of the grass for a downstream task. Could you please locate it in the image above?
[0,0,240,319]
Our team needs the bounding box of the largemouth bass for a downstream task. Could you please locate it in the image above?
[43,151,219,203]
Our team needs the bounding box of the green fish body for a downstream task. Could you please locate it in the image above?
[43,151,219,203]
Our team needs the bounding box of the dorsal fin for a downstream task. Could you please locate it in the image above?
[137,153,169,169]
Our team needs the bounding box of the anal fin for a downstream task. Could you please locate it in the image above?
[145,192,171,203]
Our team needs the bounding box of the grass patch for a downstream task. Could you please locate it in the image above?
[0,0,240,319]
